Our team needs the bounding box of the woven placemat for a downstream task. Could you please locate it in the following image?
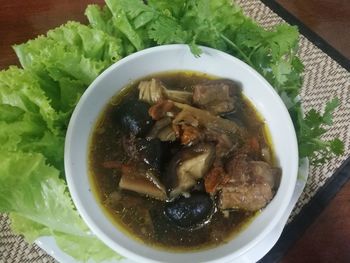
[236,0,350,218]
[1,0,349,262]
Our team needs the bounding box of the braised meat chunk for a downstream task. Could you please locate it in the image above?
[218,156,281,211]
[219,182,272,211]
[193,79,241,115]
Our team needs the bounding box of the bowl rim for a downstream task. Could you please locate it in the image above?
[65,44,299,263]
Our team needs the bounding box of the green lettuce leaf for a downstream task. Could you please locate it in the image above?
[0,16,126,262]
[0,108,63,169]
[0,151,121,261]
[0,67,59,133]
[0,67,64,168]
[85,4,136,56]
[0,151,85,235]
[10,213,52,243]
[85,5,115,35]
[10,213,121,262]
[105,0,148,51]
[13,21,123,116]
[55,233,123,262]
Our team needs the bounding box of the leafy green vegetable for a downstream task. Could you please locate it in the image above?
[55,232,123,262]
[85,5,114,33]
[0,66,59,133]
[105,0,154,51]
[0,67,64,168]
[0,0,343,262]
[297,98,344,164]
[10,213,52,242]
[13,21,123,119]
[1,21,124,261]
[0,110,64,169]
[0,152,85,234]
[85,4,137,56]
[0,151,119,261]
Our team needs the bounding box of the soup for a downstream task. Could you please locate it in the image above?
[89,71,281,251]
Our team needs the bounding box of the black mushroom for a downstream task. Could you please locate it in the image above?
[138,78,193,104]
[119,165,167,201]
[123,136,163,170]
[114,99,154,137]
[193,79,241,115]
[163,143,215,198]
[164,192,214,228]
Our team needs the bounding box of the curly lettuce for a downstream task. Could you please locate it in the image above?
[0,152,120,261]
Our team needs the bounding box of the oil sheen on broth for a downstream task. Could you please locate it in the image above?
[89,71,281,251]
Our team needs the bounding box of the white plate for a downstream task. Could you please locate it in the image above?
[36,158,308,263]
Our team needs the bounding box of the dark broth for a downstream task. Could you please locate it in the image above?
[89,71,273,251]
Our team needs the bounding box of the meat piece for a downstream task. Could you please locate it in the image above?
[205,130,238,159]
[180,124,204,146]
[224,155,281,187]
[193,79,241,114]
[224,154,250,183]
[204,154,249,195]
[216,133,237,158]
[138,78,192,104]
[204,166,226,193]
[248,137,260,156]
[119,165,166,201]
[164,143,216,198]
[148,100,177,120]
[249,161,281,190]
[218,155,282,211]
[219,182,272,211]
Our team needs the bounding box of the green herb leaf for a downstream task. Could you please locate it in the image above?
[148,16,189,44]
[298,98,344,164]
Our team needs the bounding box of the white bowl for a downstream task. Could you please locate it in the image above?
[65,45,298,263]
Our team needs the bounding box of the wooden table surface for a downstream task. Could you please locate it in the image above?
[275,1,350,262]
[1,1,349,262]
